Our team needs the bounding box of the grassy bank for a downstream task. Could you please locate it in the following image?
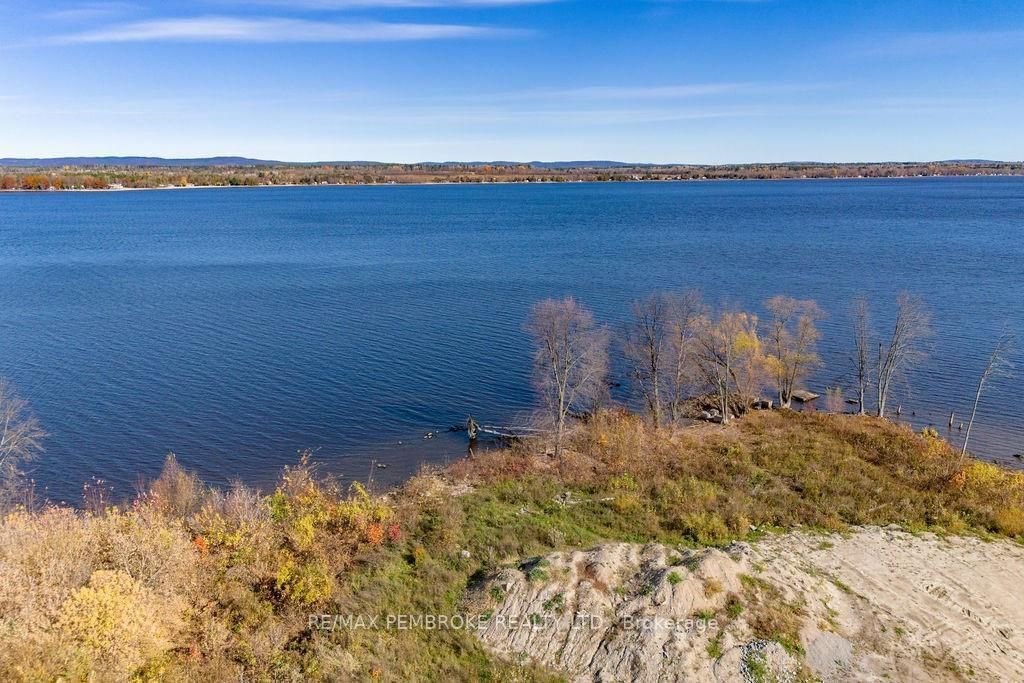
[2,411,1022,681]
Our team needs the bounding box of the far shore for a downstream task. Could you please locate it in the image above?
[3,172,1023,194]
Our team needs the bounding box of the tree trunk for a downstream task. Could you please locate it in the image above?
[962,378,985,458]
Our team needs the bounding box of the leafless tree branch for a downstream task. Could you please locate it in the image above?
[961,331,1015,460]
[525,298,609,462]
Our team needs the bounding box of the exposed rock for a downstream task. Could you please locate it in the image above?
[469,528,1024,682]
[734,640,798,682]
[471,543,786,682]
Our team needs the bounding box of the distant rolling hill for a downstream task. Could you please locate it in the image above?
[0,156,287,168]
[0,157,665,169]
[0,157,1013,171]
[438,161,659,169]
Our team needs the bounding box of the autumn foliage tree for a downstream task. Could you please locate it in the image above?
[20,174,50,190]
[764,296,824,408]
[694,309,766,423]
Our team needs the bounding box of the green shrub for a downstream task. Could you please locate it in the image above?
[275,557,334,606]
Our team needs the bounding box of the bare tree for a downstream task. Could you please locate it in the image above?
[526,297,609,461]
[961,332,1015,460]
[876,292,932,418]
[851,297,873,415]
[764,296,824,408]
[694,309,764,423]
[624,293,676,426]
[0,379,46,505]
[665,290,705,423]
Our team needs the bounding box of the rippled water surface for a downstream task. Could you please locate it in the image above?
[1,178,1022,502]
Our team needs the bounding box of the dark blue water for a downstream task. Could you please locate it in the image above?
[1,178,1022,503]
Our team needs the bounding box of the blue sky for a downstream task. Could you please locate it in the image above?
[1,0,1023,162]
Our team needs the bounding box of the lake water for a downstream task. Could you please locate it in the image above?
[1,178,1022,503]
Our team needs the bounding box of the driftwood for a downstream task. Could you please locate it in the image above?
[466,416,543,441]
[791,390,820,403]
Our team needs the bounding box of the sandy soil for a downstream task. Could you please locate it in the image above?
[474,527,1024,681]
[753,526,1024,681]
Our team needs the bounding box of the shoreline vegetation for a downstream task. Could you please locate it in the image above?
[0,290,1020,680]
[3,413,1023,681]
[1,160,1023,191]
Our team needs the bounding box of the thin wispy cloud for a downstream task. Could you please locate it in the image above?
[460,81,837,104]
[535,83,746,100]
[45,2,137,22]
[53,16,528,43]
[245,0,559,7]
[443,83,746,104]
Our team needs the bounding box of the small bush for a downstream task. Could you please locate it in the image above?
[706,634,724,660]
[525,558,551,583]
[679,512,730,545]
[993,507,1024,537]
[952,461,1024,501]
[611,493,641,514]
[542,594,564,612]
[56,569,182,676]
[147,454,204,516]
[275,557,334,605]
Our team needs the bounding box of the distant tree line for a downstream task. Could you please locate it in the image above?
[2,161,1022,191]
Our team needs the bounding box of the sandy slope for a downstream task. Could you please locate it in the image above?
[472,527,1024,681]
[753,526,1024,681]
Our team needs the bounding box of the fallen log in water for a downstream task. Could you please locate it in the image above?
[466,416,544,441]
